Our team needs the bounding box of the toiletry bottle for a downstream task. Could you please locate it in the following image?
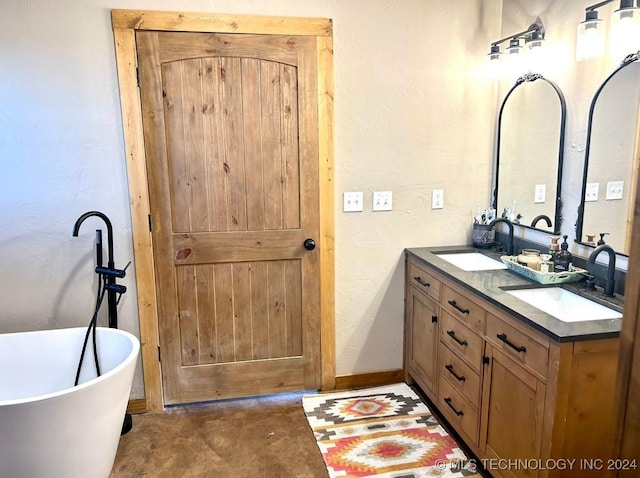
[553,235,573,273]
[548,236,560,260]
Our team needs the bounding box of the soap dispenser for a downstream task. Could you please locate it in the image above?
[553,235,573,273]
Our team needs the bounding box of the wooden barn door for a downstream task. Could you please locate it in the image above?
[136,31,322,404]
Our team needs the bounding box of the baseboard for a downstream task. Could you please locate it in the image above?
[334,369,405,390]
[127,398,147,414]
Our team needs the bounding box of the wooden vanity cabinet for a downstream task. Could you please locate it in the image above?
[404,257,442,397]
[404,254,620,478]
[480,343,547,478]
[437,285,486,447]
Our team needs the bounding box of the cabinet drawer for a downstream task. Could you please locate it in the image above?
[439,344,481,408]
[486,313,549,379]
[438,375,479,444]
[441,285,486,334]
[440,311,484,372]
[408,258,441,301]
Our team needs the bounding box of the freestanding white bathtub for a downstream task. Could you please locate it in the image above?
[0,326,140,478]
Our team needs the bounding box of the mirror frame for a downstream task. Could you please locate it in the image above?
[492,73,567,234]
[575,52,640,254]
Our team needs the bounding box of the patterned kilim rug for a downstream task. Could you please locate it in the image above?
[302,383,480,478]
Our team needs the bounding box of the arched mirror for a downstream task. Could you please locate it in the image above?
[576,53,640,255]
[493,73,566,233]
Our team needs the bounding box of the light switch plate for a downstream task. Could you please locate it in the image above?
[372,191,392,211]
[534,184,546,203]
[432,189,444,209]
[606,181,624,200]
[585,183,599,202]
[343,191,363,212]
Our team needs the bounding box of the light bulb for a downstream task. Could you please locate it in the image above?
[487,45,502,80]
[526,38,545,72]
[505,39,525,78]
[576,15,605,61]
[610,5,640,58]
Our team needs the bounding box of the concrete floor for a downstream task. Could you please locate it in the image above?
[110,392,327,478]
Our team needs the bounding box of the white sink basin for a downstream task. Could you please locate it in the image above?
[435,252,507,271]
[506,287,622,322]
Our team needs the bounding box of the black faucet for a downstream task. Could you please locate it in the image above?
[73,211,127,329]
[489,218,515,256]
[531,214,552,228]
[588,244,616,297]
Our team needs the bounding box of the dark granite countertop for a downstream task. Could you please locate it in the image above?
[406,246,623,342]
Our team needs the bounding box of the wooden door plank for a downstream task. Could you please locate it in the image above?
[250,261,270,360]
[196,264,217,364]
[181,58,210,233]
[295,38,322,389]
[285,260,303,356]
[281,63,301,230]
[136,31,187,403]
[168,357,305,404]
[162,61,190,233]
[232,262,253,362]
[172,230,304,264]
[261,60,285,230]
[220,57,248,231]
[156,32,299,65]
[203,57,229,233]
[177,265,199,365]
[214,263,235,363]
[268,261,287,358]
[241,58,266,231]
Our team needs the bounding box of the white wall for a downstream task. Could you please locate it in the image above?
[0,0,502,399]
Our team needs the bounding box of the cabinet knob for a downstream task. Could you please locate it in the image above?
[303,238,316,250]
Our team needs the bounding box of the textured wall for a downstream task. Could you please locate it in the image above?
[0,0,502,399]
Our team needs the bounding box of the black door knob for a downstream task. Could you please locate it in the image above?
[303,238,316,251]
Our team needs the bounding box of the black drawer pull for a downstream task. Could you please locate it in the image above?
[432,315,438,323]
[448,299,470,315]
[444,397,464,416]
[497,333,527,353]
[414,276,430,288]
[446,330,468,347]
[445,364,466,382]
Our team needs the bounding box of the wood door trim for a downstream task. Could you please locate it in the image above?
[112,9,333,36]
[111,9,335,411]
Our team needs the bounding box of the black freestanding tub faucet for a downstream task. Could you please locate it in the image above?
[72,211,127,329]
[72,210,132,435]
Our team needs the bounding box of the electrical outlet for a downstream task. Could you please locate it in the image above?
[372,191,392,211]
[343,191,363,212]
[606,181,624,200]
[432,189,444,209]
[585,183,599,202]
[534,184,546,204]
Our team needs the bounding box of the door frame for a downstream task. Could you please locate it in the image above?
[111,9,335,412]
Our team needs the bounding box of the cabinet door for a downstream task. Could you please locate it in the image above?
[406,286,439,397]
[480,344,546,478]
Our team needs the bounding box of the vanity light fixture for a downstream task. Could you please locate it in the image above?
[487,21,545,78]
[577,0,640,61]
